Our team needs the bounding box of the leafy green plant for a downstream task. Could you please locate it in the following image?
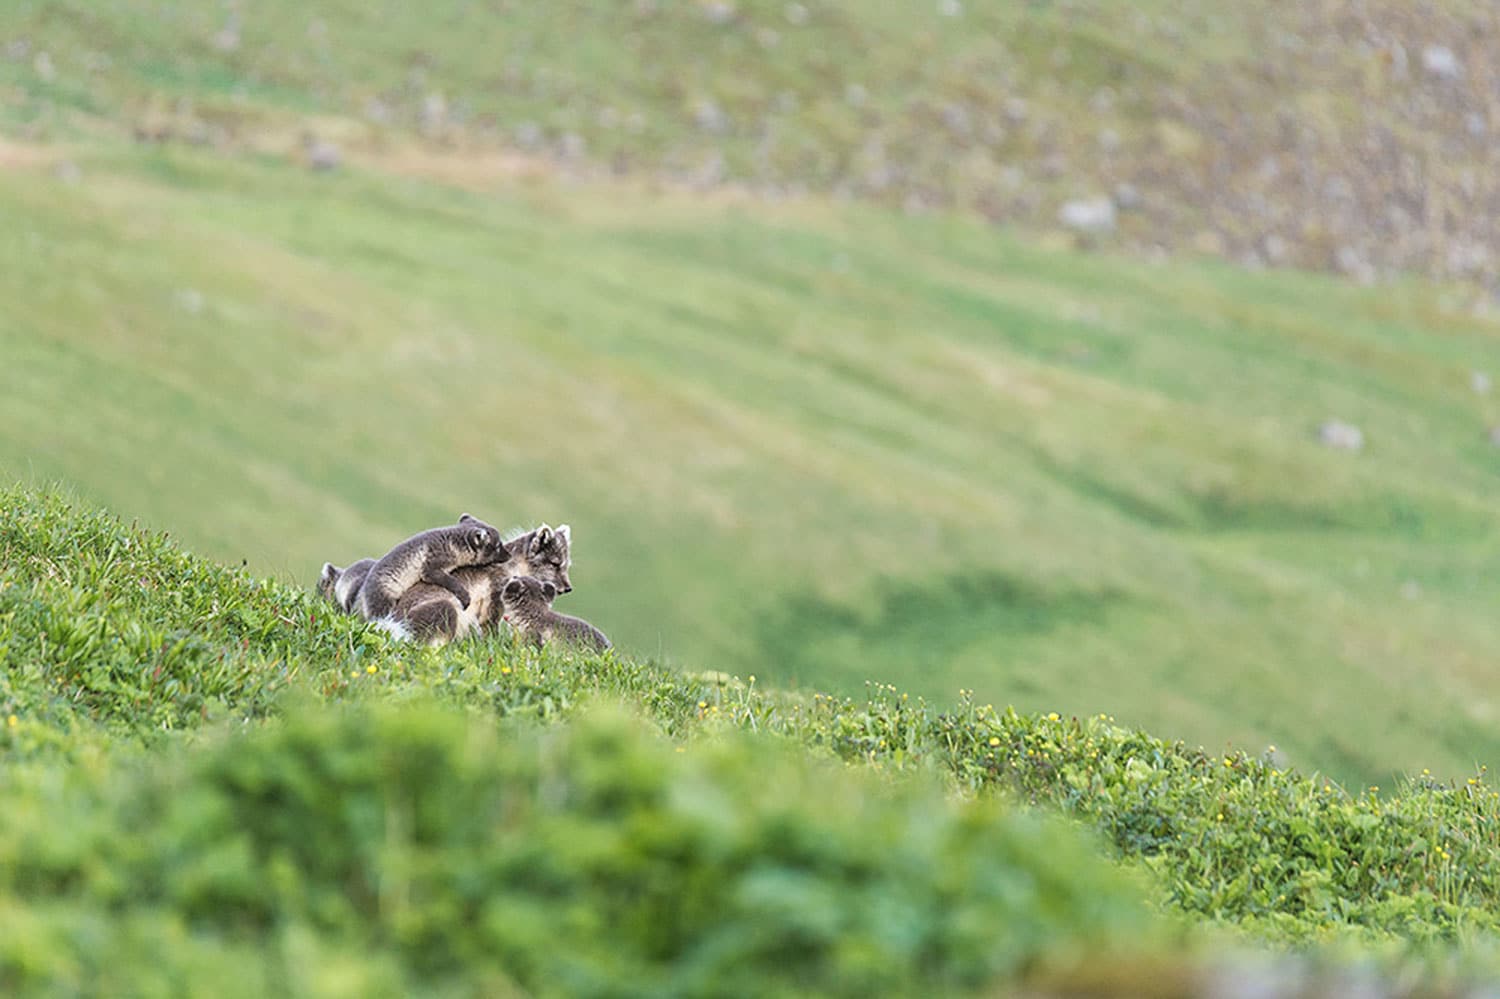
[0,698,1158,997]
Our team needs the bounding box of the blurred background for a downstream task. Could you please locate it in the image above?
[1,0,1497,788]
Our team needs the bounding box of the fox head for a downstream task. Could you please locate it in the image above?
[504,523,572,594]
[458,513,510,564]
[316,562,342,602]
[500,575,558,621]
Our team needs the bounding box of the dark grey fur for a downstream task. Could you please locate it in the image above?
[385,563,506,645]
[358,514,509,620]
[500,574,611,654]
[318,558,375,614]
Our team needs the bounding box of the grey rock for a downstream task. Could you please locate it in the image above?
[174,289,205,315]
[514,121,543,149]
[1447,240,1490,277]
[1113,182,1141,210]
[1201,956,1304,999]
[303,136,341,172]
[420,93,447,133]
[363,98,393,125]
[694,98,728,134]
[1058,196,1117,234]
[1318,420,1364,452]
[1323,174,1354,203]
[701,1,736,24]
[1421,44,1461,80]
[1334,246,1375,285]
[941,102,971,137]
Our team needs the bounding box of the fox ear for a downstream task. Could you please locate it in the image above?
[542,582,557,601]
[531,525,553,553]
[556,524,571,546]
[459,513,475,524]
[320,563,339,583]
[502,578,524,601]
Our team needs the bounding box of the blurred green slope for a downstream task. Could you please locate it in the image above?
[1,140,1497,787]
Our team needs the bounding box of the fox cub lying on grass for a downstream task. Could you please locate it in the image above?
[318,521,601,650]
[499,574,611,654]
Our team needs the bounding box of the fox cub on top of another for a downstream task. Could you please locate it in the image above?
[499,574,611,654]
[380,524,576,645]
[357,514,509,621]
[321,523,576,647]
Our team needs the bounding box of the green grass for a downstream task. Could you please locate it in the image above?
[6,485,1500,939]
[3,483,1500,994]
[1,136,1498,788]
[3,1,1500,792]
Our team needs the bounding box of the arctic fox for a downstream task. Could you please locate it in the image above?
[358,514,509,620]
[499,574,611,654]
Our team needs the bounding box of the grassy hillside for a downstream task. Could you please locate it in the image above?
[2,1,1500,788]
[2,133,1498,788]
[2,483,1500,997]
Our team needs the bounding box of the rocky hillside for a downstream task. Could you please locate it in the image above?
[4,0,1498,293]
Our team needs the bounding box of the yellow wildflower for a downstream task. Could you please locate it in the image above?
[988,736,1000,747]
[366,664,377,675]
[1047,712,1060,722]
[5,714,16,728]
